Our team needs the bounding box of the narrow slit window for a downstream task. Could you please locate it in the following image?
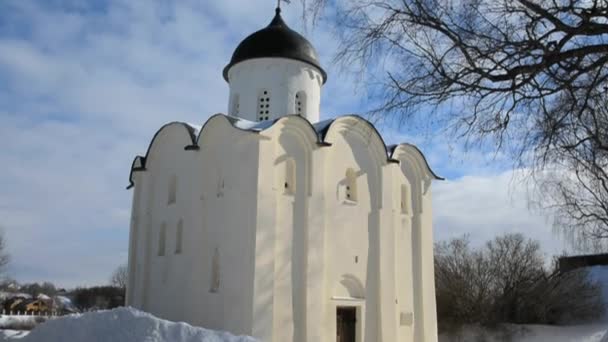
[175,219,183,254]
[168,174,177,205]
[216,177,225,198]
[257,89,271,121]
[158,223,166,256]
[295,91,306,116]
[210,247,220,293]
[400,184,410,214]
[284,158,296,195]
[345,168,358,202]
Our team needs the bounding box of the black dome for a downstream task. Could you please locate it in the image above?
[223,8,327,83]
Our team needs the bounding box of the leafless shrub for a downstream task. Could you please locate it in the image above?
[110,264,128,290]
[435,234,603,332]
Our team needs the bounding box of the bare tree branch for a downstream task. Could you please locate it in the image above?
[303,0,608,249]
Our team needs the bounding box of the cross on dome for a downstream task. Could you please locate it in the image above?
[277,0,291,10]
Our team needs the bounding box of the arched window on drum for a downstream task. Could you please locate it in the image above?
[257,89,271,121]
[230,93,240,116]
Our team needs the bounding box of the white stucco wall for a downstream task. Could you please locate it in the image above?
[226,58,323,123]
[127,115,439,342]
[127,119,259,335]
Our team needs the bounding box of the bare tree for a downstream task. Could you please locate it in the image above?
[434,236,494,329]
[302,0,608,249]
[485,234,545,323]
[435,234,603,331]
[110,264,128,289]
[0,229,10,276]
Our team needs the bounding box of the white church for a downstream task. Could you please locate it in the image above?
[126,6,440,342]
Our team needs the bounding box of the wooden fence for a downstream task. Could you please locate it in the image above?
[1,309,60,317]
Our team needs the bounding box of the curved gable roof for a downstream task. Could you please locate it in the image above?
[127,114,442,188]
[388,143,443,180]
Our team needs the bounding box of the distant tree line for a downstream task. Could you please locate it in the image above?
[435,233,604,334]
[71,286,124,311]
[0,263,128,313]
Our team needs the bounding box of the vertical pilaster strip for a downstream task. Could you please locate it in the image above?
[252,138,277,341]
[420,192,438,342]
[412,208,425,342]
[377,207,397,342]
[126,173,142,306]
[305,148,326,342]
[141,174,155,311]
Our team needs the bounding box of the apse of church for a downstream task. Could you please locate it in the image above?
[126,5,440,342]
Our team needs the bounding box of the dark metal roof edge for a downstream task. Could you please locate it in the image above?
[184,145,200,151]
[142,121,197,165]
[223,57,327,84]
[127,114,443,190]
[320,114,397,166]
[389,143,444,180]
[127,156,146,190]
[222,8,326,84]
[126,122,197,190]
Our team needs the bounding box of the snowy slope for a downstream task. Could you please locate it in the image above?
[5,307,257,342]
[0,330,28,340]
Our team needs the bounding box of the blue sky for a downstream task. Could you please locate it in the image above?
[0,0,570,288]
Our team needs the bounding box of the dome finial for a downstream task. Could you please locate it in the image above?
[277,0,290,12]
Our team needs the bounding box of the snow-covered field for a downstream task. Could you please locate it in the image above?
[0,330,28,340]
[0,316,48,331]
[440,323,608,342]
[0,307,605,341]
[0,307,257,342]
[0,266,605,341]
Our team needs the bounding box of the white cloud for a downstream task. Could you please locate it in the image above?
[0,0,568,288]
[0,0,361,288]
[433,170,570,258]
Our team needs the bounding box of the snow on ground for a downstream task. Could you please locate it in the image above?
[0,330,28,340]
[588,265,608,319]
[439,324,608,342]
[0,316,47,330]
[0,293,31,301]
[0,307,257,342]
[54,295,77,313]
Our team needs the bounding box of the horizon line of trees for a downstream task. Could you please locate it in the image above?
[435,233,604,333]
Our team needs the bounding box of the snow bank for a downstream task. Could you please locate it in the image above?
[0,315,47,330]
[0,330,28,340]
[16,307,257,342]
[588,265,608,318]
